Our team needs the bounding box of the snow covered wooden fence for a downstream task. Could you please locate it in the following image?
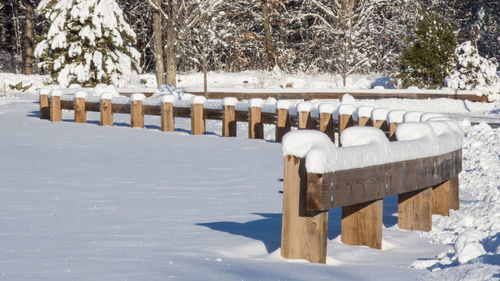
[39,88,464,264]
[280,119,462,263]
[187,89,489,103]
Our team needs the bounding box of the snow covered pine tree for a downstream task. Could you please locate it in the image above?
[34,0,141,87]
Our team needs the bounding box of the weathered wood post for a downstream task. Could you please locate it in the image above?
[338,104,356,146]
[161,95,175,132]
[281,155,328,263]
[100,92,114,126]
[191,96,206,135]
[340,108,384,248]
[297,102,314,129]
[387,110,405,141]
[223,97,238,137]
[318,104,336,143]
[39,88,51,119]
[341,200,383,249]
[49,90,63,122]
[432,180,451,216]
[74,91,87,123]
[275,100,291,143]
[130,94,145,128]
[398,188,433,231]
[371,108,389,132]
[357,105,373,127]
[450,176,459,210]
[248,98,263,139]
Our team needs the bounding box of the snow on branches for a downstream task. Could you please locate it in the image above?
[35,0,141,88]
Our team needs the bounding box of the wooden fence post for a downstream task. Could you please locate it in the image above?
[248,98,263,139]
[276,101,291,143]
[318,104,336,143]
[357,106,373,127]
[281,155,328,263]
[49,90,62,122]
[223,97,237,137]
[74,91,87,123]
[398,188,433,231]
[100,93,113,126]
[387,110,405,141]
[130,94,145,128]
[432,180,451,216]
[39,88,50,119]
[161,95,175,132]
[191,96,206,135]
[338,104,355,146]
[341,200,383,249]
[297,102,314,129]
[371,108,389,133]
[450,176,459,210]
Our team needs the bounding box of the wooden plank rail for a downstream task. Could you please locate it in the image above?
[188,90,488,102]
[305,149,462,211]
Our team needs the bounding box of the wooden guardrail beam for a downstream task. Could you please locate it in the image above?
[305,150,462,211]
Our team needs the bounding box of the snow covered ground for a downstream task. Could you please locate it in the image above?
[0,95,498,280]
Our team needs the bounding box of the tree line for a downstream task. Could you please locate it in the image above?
[1,0,498,87]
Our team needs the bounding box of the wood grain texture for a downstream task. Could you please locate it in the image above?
[191,103,205,135]
[341,199,383,249]
[223,105,237,137]
[319,113,335,143]
[39,94,50,119]
[305,149,462,211]
[338,114,354,146]
[130,100,144,128]
[432,180,451,216]
[298,111,310,129]
[161,102,175,132]
[389,122,399,141]
[248,107,263,139]
[398,187,432,231]
[276,108,291,143]
[50,96,62,122]
[358,116,371,127]
[281,156,328,263]
[450,176,459,210]
[74,97,86,123]
[100,99,113,126]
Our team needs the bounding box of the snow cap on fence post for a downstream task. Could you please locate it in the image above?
[357,105,374,126]
[222,97,238,107]
[161,94,176,103]
[297,102,313,129]
[39,87,51,119]
[282,130,336,174]
[341,94,356,104]
[371,108,389,122]
[249,98,263,108]
[191,96,207,105]
[403,111,423,122]
[420,112,444,122]
[74,91,87,123]
[131,93,146,102]
[425,121,460,154]
[248,98,264,139]
[276,100,292,142]
[49,89,63,97]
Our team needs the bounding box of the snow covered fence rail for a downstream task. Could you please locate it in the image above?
[280,120,463,264]
[188,88,490,102]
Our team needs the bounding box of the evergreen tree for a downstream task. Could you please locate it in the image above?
[34,0,141,87]
[397,10,458,89]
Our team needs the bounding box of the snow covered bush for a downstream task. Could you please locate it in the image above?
[397,10,458,89]
[447,41,499,100]
[34,0,141,88]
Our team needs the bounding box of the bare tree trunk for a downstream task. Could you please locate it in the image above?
[202,53,207,97]
[23,0,34,75]
[153,0,164,86]
[261,0,275,71]
[277,10,286,70]
[166,20,177,86]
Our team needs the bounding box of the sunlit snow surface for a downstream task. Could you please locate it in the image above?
[0,100,498,281]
